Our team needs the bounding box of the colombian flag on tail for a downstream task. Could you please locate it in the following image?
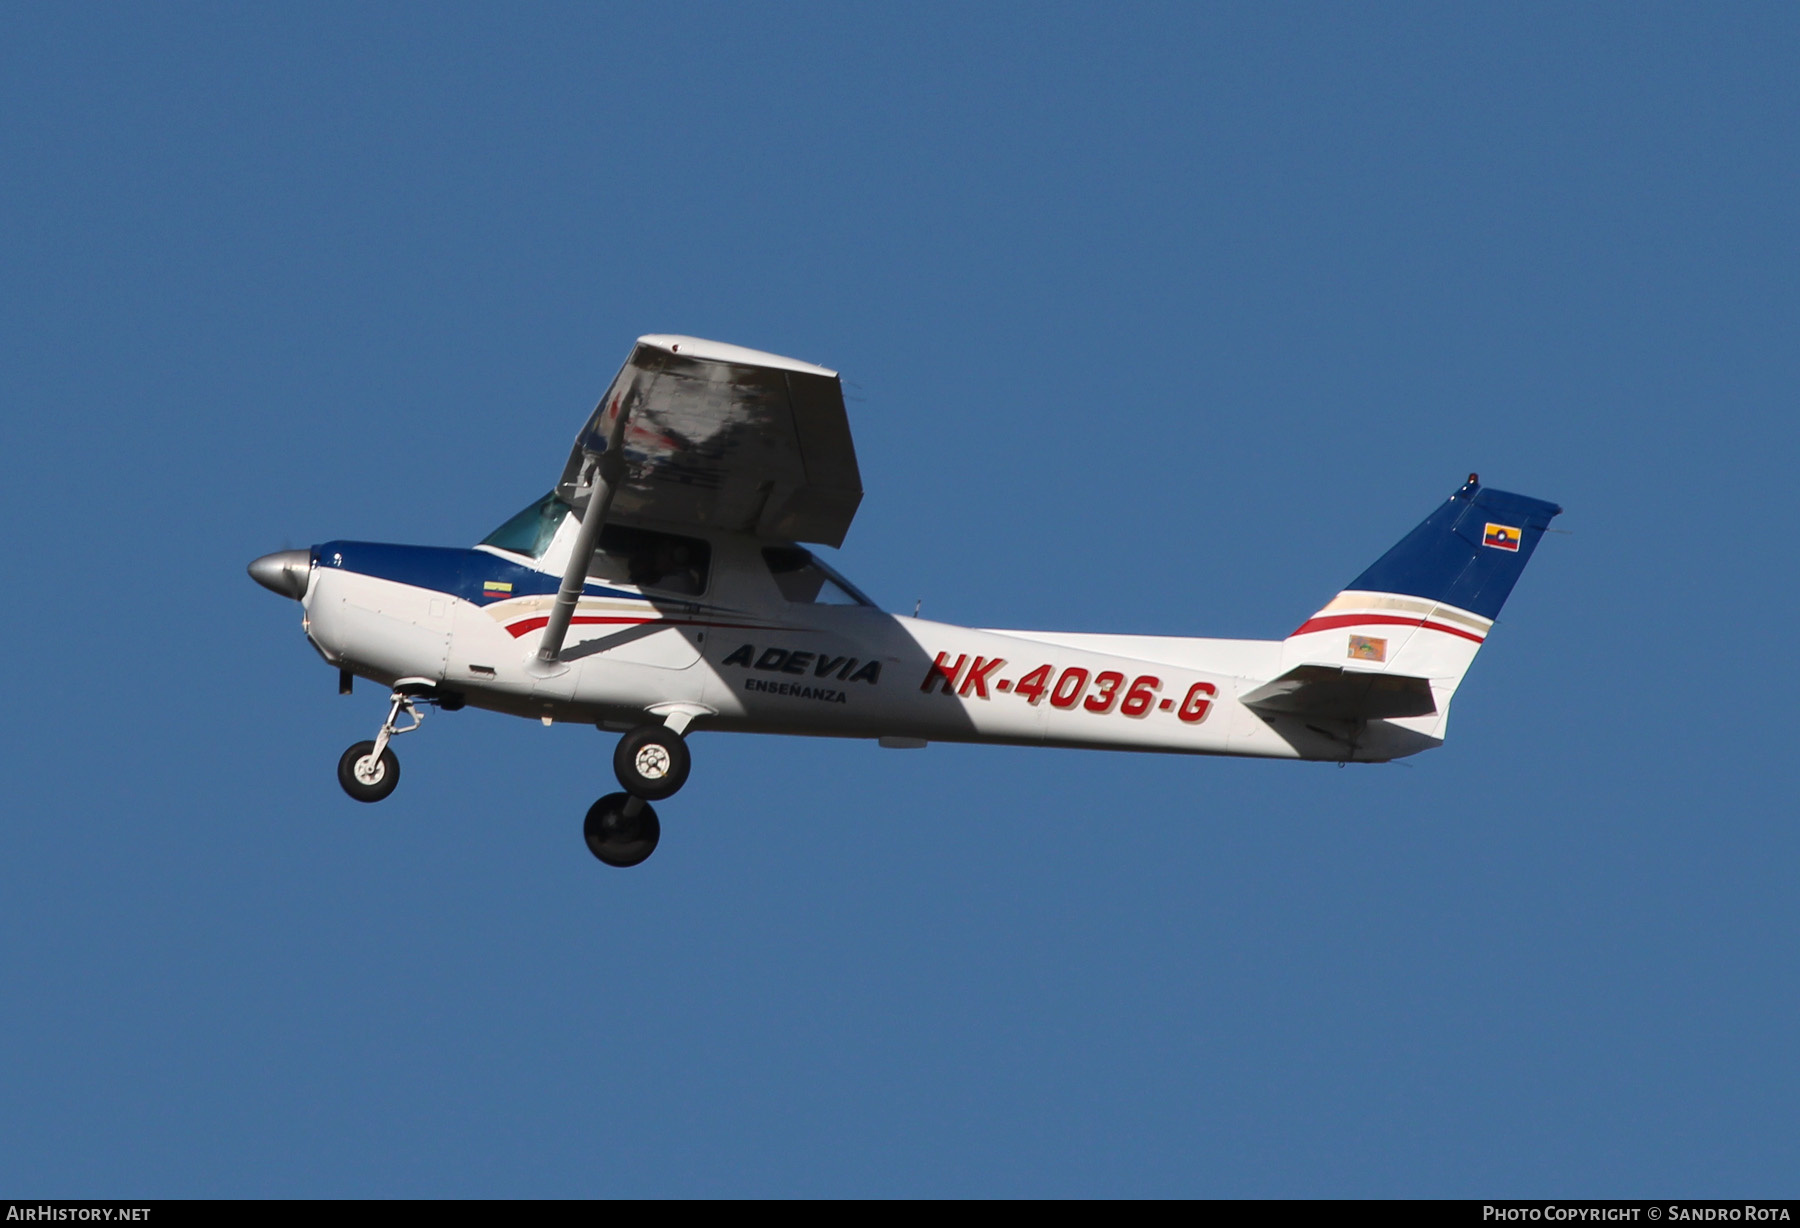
[1483,522,1521,551]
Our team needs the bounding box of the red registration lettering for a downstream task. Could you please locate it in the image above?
[921,652,967,694]
[1177,681,1216,724]
[1119,675,1161,717]
[1050,667,1089,709]
[1084,670,1125,714]
[959,656,1005,699]
[1014,664,1052,705]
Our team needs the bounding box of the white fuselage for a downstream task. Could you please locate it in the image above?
[295,524,1441,764]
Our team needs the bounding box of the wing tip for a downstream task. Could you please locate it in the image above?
[636,334,838,379]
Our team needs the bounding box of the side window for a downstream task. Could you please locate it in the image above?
[589,525,710,596]
[762,547,874,607]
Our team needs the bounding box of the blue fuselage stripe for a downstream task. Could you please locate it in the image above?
[313,541,641,606]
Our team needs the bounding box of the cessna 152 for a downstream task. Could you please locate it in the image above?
[249,335,1560,867]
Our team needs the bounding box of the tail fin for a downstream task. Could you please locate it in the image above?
[1250,475,1561,748]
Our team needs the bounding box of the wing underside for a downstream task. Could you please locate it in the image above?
[555,335,863,547]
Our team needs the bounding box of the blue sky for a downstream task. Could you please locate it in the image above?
[2,3,1795,1196]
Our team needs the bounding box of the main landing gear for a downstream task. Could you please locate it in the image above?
[583,720,693,868]
[612,724,691,800]
[583,793,661,868]
[335,679,461,803]
[332,682,693,870]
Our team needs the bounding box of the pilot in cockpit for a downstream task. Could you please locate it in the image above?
[624,538,703,596]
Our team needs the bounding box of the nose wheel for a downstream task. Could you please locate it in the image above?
[337,740,400,802]
[334,679,446,803]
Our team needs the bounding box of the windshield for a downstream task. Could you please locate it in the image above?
[481,493,569,559]
[762,546,876,607]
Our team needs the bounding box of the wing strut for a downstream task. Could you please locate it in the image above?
[533,396,632,670]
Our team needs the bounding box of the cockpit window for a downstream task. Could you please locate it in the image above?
[762,546,875,607]
[590,525,710,596]
[481,493,710,596]
[481,493,570,560]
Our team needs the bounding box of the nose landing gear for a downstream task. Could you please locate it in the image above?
[334,678,458,803]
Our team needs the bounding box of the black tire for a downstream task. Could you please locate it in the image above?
[612,724,691,800]
[337,740,400,803]
[583,793,661,867]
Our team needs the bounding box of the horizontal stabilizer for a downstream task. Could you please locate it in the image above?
[1241,665,1437,721]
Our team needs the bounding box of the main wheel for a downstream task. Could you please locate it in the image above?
[337,740,400,803]
[583,792,661,867]
[612,725,691,800]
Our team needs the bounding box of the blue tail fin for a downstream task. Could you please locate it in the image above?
[1346,474,1562,620]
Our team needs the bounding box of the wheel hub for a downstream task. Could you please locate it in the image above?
[634,745,671,780]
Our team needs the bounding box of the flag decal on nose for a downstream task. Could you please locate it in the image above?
[1483,523,1521,551]
[483,581,514,598]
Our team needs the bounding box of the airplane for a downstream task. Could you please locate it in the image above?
[249,335,1561,868]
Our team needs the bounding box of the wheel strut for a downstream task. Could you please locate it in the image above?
[335,679,449,803]
[362,690,424,785]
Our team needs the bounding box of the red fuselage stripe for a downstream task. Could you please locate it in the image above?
[504,614,770,639]
[1289,612,1486,644]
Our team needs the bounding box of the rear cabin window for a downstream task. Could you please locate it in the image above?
[762,546,874,607]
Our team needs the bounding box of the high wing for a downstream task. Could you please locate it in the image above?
[555,335,863,548]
